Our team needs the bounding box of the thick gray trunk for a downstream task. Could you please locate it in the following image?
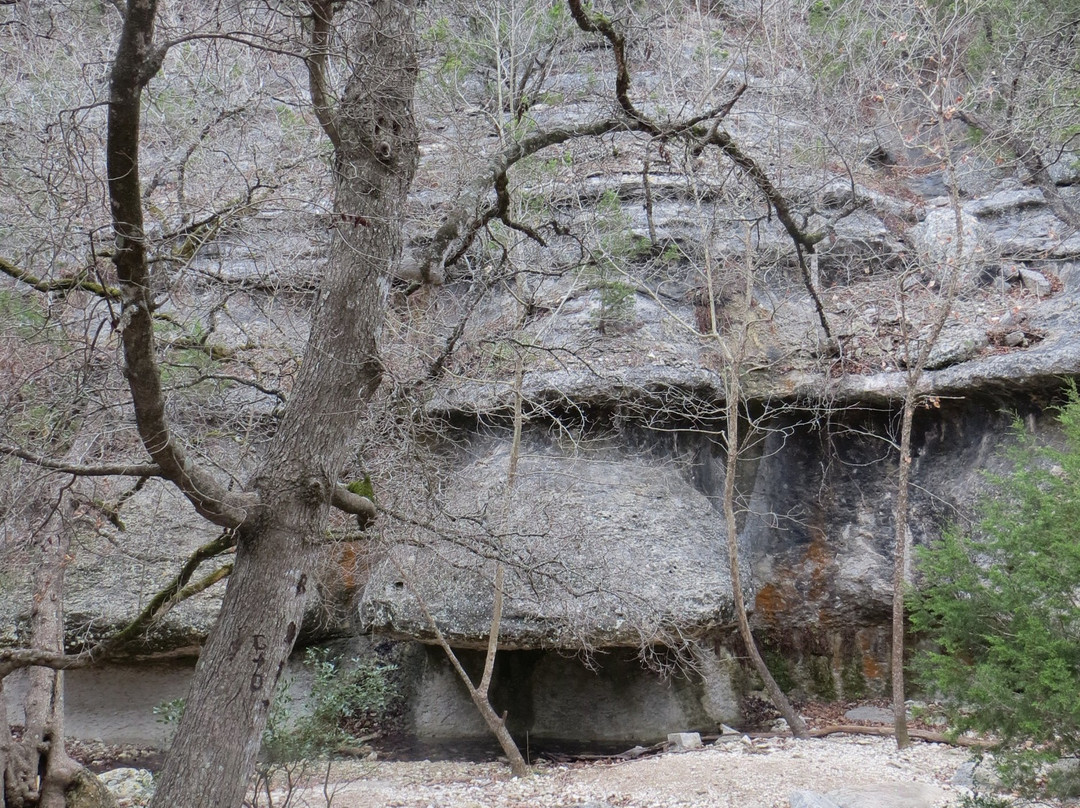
[148,3,419,806]
[148,514,320,808]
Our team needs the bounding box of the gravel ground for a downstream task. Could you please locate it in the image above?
[264,734,976,808]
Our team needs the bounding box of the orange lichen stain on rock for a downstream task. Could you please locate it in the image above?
[754,582,790,625]
[858,631,884,680]
[337,544,362,589]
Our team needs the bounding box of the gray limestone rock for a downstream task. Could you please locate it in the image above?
[908,207,995,288]
[65,769,119,808]
[1019,267,1052,296]
[100,768,155,808]
[842,705,894,724]
[952,153,1009,198]
[10,62,1080,732]
[667,732,703,750]
[964,187,1046,219]
[925,326,989,370]
[360,436,735,650]
[1048,153,1080,185]
[1,475,351,655]
[1,481,224,654]
[950,760,977,789]
[405,644,736,743]
[8,6,1080,759]
[790,791,843,808]
[829,783,949,808]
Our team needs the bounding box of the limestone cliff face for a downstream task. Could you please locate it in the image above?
[0,483,224,655]
[361,164,1080,697]
[366,106,1080,681]
[6,112,1077,711]
[6,3,1080,716]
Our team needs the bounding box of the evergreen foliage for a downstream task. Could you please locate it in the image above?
[909,384,1080,791]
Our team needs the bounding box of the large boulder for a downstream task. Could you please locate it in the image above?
[361,434,736,650]
[65,768,119,808]
[907,203,995,288]
[362,161,1080,704]
[1,473,358,655]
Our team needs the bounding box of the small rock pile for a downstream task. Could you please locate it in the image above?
[99,768,154,808]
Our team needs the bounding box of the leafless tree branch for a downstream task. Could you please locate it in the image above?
[305,0,342,150]
[0,532,236,678]
[1,255,121,300]
[0,445,162,477]
[330,485,377,527]
[958,108,1080,230]
[107,5,253,529]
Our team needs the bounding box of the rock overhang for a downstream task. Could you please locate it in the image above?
[360,440,739,650]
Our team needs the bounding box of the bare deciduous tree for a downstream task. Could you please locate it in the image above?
[801,0,1006,747]
[149,2,419,804]
[3,1,415,805]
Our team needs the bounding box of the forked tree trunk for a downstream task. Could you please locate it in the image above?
[412,565,530,778]
[1,503,105,808]
[402,344,531,778]
[147,3,419,806]
[714,230,808,739]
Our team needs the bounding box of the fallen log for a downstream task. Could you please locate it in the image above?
[747,724,990,748]
[808,724,990,747]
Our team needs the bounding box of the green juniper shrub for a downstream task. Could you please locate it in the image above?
[956,794,1012,808]
[909,384,1080,794]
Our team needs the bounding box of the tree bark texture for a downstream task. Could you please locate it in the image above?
[1,504,87,808]
[107,0,247,529]
[890,392,915,750]
[146,3,419,807]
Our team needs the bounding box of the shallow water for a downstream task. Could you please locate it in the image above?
[4,661,669,764]
[4,661,196,747]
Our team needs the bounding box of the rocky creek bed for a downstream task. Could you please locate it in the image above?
[71,702,1076,808]
[148,735,1002,808]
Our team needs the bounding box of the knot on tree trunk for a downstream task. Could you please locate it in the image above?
[300,474,328,505]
